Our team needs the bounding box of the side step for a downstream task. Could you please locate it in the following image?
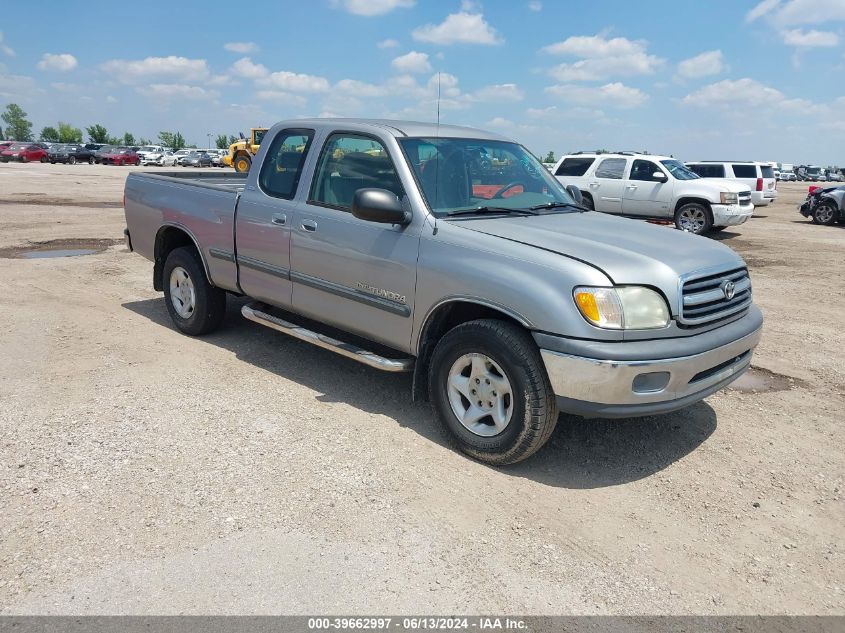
[241,302,414,373]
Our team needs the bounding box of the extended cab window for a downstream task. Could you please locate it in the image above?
[258,129,314,199]
[309,133,404,211]
[594,158,626,179]
[629,159,664,182]
[731,164,758,178]
[555,157,594,177]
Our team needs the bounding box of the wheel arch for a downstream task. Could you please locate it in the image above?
[152,224,212,292]
[411,298,532,402]
[674,196,713,215]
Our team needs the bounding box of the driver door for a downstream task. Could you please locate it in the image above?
[623,159,673,217]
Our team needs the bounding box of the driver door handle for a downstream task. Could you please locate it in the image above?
[627,184,638,189]
[589,181,600,188]
[271,213,287,226]
[301,219,317,232]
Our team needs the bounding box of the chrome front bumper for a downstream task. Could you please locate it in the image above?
[541,326,762,418]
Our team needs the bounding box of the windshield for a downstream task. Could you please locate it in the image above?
[661,159,699,180]
[138,146,158,152]
[398,137,577,216]
[9,144,28,150]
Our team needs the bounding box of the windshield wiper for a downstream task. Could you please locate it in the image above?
[528,201,587,212]
[446,206,538,217]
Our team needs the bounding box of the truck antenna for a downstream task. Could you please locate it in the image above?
[432,72,441,235]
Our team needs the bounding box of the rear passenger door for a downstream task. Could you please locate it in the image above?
[587,158,627,213]
[290,132,421,351]
[235,128,314,308]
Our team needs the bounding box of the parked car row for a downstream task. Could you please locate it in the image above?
[0,140,226,168]
[799,185,845,226]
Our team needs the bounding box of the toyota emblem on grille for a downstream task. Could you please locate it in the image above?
[721,280,736,300]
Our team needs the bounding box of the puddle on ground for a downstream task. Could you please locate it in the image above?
[22,249,97,259]
[0,238,123,259]
[728,366,806,393]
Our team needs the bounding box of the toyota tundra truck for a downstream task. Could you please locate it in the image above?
[123,119,763,464]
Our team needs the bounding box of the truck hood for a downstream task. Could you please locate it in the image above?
[687,178,750,195]
[454,211,745,306]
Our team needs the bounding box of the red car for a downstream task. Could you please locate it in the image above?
[100,148,140,166]
[0,142,49,163]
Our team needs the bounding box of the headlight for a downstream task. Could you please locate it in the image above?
[574,286,670,330]
[720,192,738,204]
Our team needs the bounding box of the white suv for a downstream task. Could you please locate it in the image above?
[685,161,777,207]
[552,152,753,235]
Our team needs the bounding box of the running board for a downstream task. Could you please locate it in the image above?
[241,302,414,373]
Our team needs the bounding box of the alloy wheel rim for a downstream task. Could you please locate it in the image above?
[678,208,706,233]
[169,266,196,319]
[447,353,514,437]
[816,206,834,223]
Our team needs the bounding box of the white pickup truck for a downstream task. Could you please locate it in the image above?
[553,152,754,235]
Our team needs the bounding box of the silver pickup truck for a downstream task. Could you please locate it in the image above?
[124,118,762,464]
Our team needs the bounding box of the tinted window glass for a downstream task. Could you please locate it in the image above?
[258,129,314,199]
[760,165,774,178]
[555,157,595,177]
[731,164,758,178]
[629,159,664,181]
[310,134,403,211]
[687,164,725,178]
[594,158,626,179]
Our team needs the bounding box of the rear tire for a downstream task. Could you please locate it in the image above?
[162,247,226,336]
[674,202,713,235]
[428,319,558,465]
[812,203,838,225]
[69,156,77,165]
[40,156,47,163]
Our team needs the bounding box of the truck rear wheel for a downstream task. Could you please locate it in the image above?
[812,203,838,225]
[428,319,558,465]
[163,247,226,336]
[234,154,252,173]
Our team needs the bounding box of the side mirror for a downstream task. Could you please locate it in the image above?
[352,188,410,225]
[565,184,583,205]
[653,171,668,182]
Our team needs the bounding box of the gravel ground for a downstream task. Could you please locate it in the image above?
[0,163,842,614]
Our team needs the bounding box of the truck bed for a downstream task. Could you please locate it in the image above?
[124,170,248,292]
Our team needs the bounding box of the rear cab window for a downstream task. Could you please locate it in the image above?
[258,129,314,199]
[555,157,595,177]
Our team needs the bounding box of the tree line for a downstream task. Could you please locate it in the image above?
[1,103,238,150]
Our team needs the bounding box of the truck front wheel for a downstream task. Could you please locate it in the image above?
[674,203,712,235]
[428,319,559,465]
[234,154,251,173]
[163,247,226,336]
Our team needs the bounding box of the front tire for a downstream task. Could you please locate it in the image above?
[162,247,226,336]
[69,156,77,165]
[429,319,558,465]
[674,202,712,235]
[581,193,594,211]
[812,203,838,225]
[234,154,252,173]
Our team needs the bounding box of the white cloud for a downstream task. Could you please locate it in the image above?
[0,31,14,57]
[258,70,330,93]
[37,53,78,72]
[377,39,399,49]
[141,84,218,100]
[545,82,648,108]
[106,95,117,103]
[335,78,389,97]
[526,105,558,118]
[0,71,36,100]
[471,83,524,102]
[224,42,259,54]
[101,56,210,83]
[334,0,414,16]
[486,117,514,128]
[676,50,726,78]
[528,1,542,11]
[413,11,503,45]
[781,28,839,47]
[542,34,663,81]
[231,57,268,79]
[680,78,785,108]
[391,51,432,74]
[765,0,845,26]
[746,0,781,22]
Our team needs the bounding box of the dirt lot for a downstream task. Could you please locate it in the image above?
[0,163,842,614]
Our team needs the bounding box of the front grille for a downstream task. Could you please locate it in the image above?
[680,267,752,326]
[738,191,752,205]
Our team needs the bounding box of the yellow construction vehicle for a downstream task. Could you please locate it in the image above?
[223,127,268,172]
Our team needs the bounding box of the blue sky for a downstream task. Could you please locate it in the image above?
[1,0,844,164]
